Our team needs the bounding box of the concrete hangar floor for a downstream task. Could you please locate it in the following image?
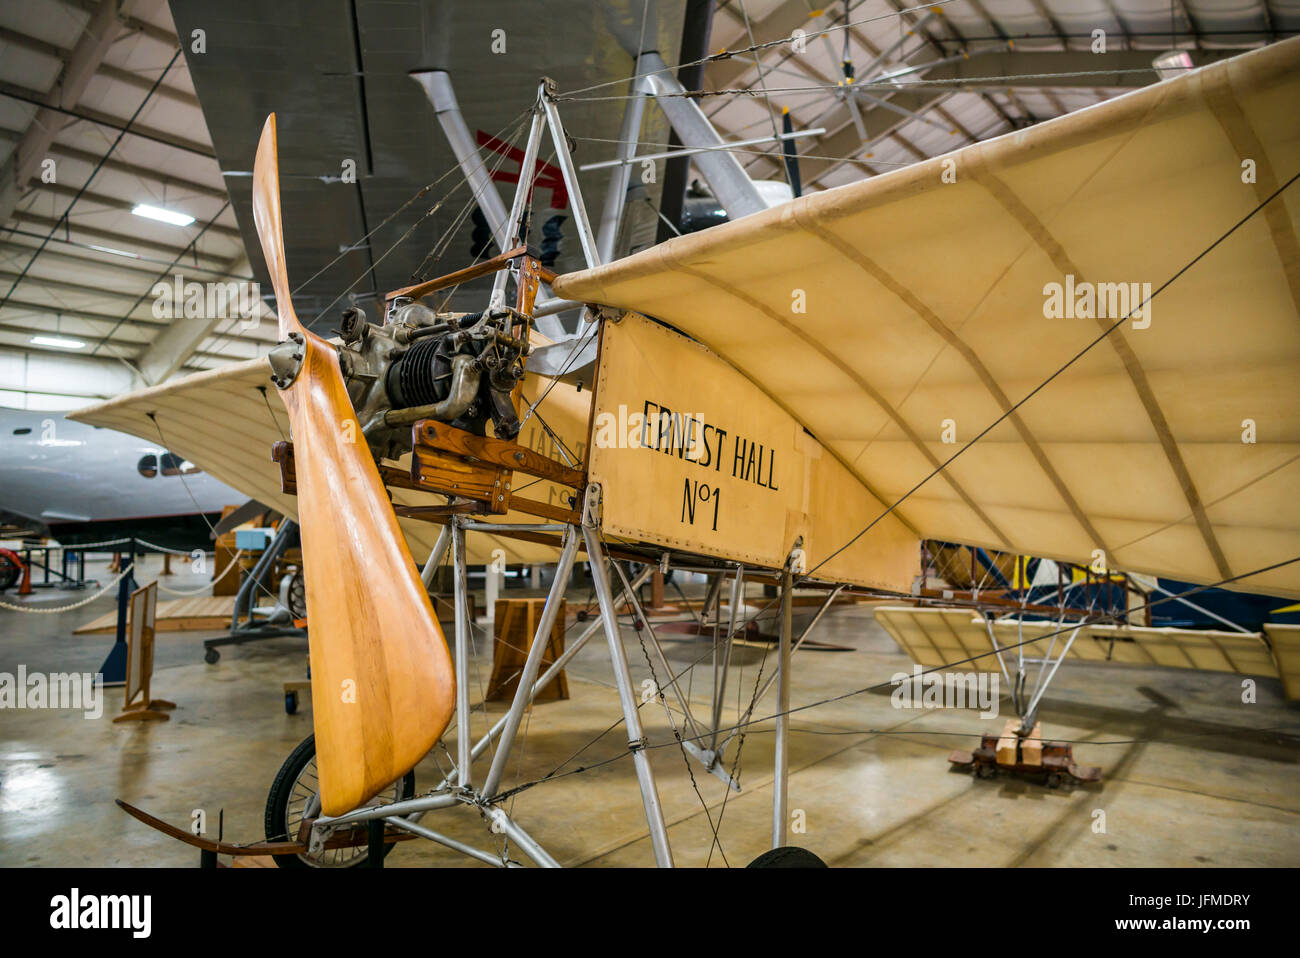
[2,554,1296,868]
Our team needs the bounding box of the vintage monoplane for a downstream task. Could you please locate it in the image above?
[80,34,1300,867]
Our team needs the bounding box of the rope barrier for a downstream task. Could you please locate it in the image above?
[43,536,133,551]
[135,538,209,557]
[155,551,246,596]
[0,547,246,608]
[0,563,135,614]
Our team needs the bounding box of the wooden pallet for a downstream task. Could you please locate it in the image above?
[74,595,236,635]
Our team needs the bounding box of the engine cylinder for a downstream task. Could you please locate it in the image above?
[385,337,447,409]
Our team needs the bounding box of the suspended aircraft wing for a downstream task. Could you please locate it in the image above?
[68,355,590,567]
[554,38,1300,600]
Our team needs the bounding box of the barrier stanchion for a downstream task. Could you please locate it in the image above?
[98,540,137,687]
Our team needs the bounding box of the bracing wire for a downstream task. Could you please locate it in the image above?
[491,552,1300,808]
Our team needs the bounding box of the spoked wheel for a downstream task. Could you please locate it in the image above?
[265,734,415,869]
[747,846,829,868]
[278,567,307,619]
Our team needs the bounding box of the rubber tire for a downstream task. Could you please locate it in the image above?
[747,846,829,868]
[204,648,219,664]
[0,556,18,591]
[265,734,415,869]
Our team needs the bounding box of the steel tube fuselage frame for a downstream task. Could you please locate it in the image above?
[287,83,868,869]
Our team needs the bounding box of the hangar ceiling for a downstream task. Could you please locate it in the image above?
[0,0,1295,409]
[702,0,1300,192]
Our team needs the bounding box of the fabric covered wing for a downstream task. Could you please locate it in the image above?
[554,39,1300,598]
[68,357,587,565]
[874,606,1293,699]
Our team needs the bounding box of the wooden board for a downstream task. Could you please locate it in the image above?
[124,581,157,708]
[1020,721,1043,766]
[74,595,237,635]
[995,719,1019,766]
[229,855,278,868]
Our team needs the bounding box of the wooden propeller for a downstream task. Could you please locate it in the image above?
[252,114,455,816]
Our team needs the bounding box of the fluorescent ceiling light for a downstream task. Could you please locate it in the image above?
[1152,50,1195,80]
[30,335,86,350]
[875,64,919,83]
[131,203,195,227]
[89,243,139,259]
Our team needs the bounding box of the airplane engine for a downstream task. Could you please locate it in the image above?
[325,298,530,461]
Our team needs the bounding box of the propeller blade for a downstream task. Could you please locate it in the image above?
[252,114,454,816]
[210,499,274,540]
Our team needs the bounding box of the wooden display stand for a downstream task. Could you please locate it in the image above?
[114,581,176,722]
[213,506,243,596]
[484,597,568,703]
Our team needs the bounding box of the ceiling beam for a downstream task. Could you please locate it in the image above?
[60,0,177,48]
[9,210,233,268]
[0,126,226,201]
[0,234,248,278]
[847,48,1224,89]
[2,227,244,281]
[30,182,241,240]
[714,41,1190,181]
[0,266,146,301]
[0,78,215,159]
[0,323,261,366]
[0,342,143,396]
[721,5,952,179]
[1098,1,1135,48]
[0,0,135,226]
[964,0,1066,115]
[2,297,163,331]
[136,253,275,384]
[1,295,271,353]
[0,26,199,110]
[1173,0,1205,50]
[709,1,820,90]
[800,88,946,186]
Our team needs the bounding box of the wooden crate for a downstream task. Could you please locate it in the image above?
[484,598,567,703]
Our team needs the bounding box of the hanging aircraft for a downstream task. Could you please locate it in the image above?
[0,407,239,551]
[84,28,1300,867]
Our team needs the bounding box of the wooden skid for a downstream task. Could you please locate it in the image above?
[948,734,1101,785]
[116,799,415,857]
